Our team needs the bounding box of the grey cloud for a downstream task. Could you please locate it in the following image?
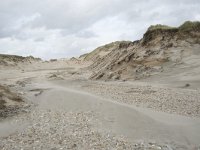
[0,0,148,37]
[34,37,45,42]
[1,0,199,37]
[0,0,199,59]
[76,30,97,38]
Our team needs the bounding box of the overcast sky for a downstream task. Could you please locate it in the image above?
[0,0,199,59]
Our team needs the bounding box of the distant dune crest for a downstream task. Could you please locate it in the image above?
[0,54,41,66]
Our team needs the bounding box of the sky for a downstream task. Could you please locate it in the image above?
[0,0,200,60]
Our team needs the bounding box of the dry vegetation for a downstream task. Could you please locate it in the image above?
[0,54,41,67]
[0,84,24,118]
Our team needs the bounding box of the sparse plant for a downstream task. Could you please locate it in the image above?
[185,83,190,87]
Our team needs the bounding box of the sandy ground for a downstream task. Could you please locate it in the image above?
[0,61,200,149]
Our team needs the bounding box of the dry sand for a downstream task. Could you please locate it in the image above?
[0,61,200,149]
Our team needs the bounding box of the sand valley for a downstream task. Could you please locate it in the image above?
[0,21,200,150]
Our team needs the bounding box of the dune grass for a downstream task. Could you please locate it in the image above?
[148,24,177,31]
[147,21,200,32]
[179,21,200,31]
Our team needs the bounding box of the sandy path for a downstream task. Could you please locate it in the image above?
[0,67,200,149]
[34,82,200,144]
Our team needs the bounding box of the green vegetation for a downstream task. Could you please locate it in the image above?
[147,24,177,31]
[179,21,200,31]
[147,21,200,32]
[0,54,24,62]
[0,54,41,62]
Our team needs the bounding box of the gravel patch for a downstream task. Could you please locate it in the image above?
[0,109,191,150]
[80,82,200,117]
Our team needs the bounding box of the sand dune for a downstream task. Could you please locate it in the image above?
[0,21,200,149]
